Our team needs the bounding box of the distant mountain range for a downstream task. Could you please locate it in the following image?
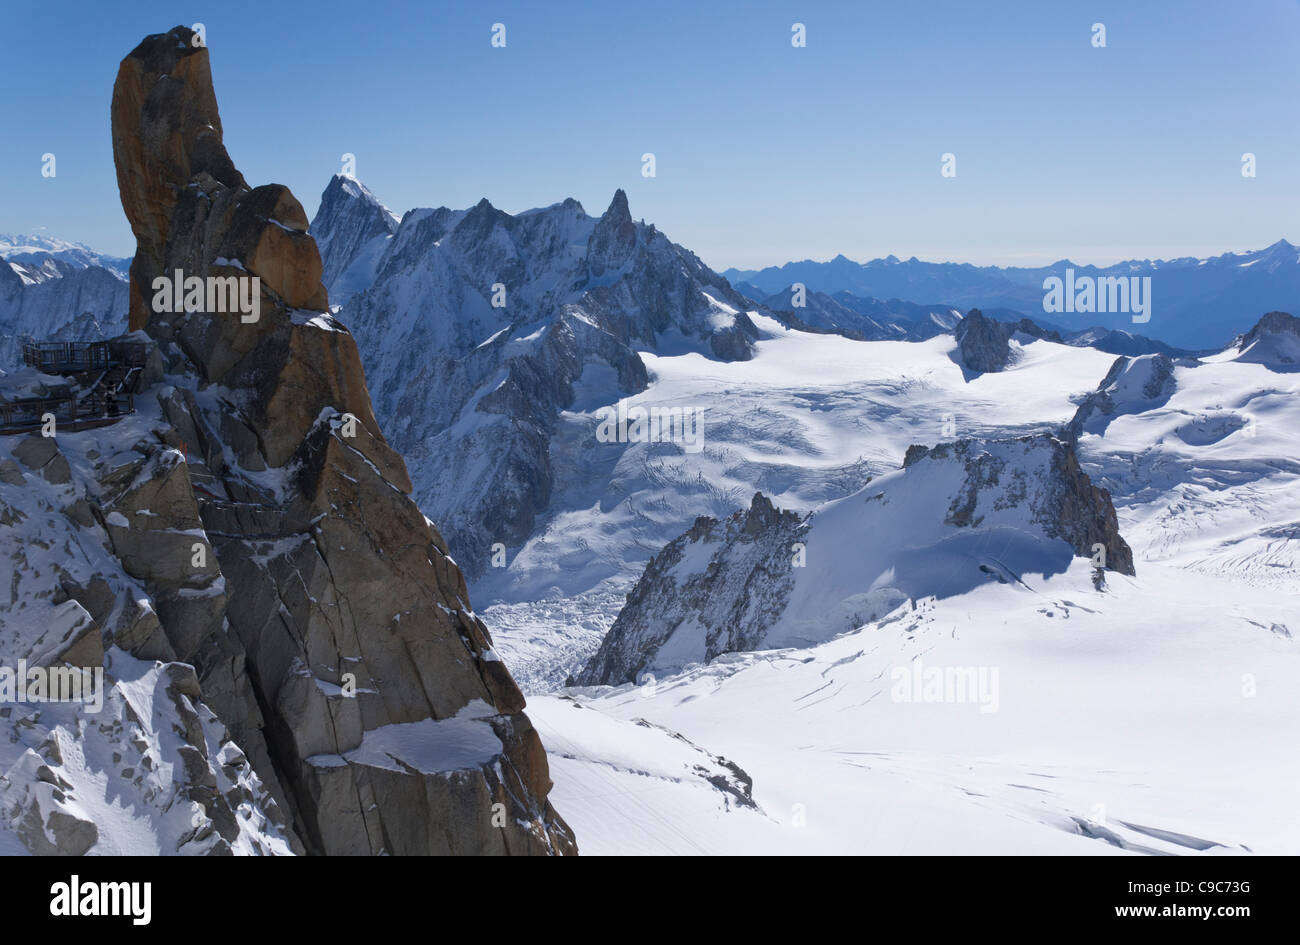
[724,240,1300,349]
[0,233,131,279]
[745,283,1189,357]
[0,234,129,369]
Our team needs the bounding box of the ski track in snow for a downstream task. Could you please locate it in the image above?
[482,319,1300,855]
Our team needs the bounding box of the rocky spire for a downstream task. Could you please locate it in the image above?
[110,26,575,854]
[112,29,247,333]
[587,188,638,278]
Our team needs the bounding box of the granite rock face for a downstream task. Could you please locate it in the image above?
[88,25,575,855]
[954,308,1061,373]
[579,493,808,686]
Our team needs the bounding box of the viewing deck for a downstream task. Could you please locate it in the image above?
[2,339,149,436]
[22,340,150,375]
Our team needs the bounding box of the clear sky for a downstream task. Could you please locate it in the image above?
[2,0,1298,269]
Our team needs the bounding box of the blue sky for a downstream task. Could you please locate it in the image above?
[2,0,1298,269]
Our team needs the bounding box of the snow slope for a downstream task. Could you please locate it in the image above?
[542,558,1297,854]
[500,313,1299,855]
[0,406,293,855]
[578,432,1132,686]
[480,315,1117,685]
[1075,318,1300,595]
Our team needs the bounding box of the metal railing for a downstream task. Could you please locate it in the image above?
[0,392,136,432]
[22,340,149,374]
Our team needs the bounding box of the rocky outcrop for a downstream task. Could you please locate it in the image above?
[580,433,1133,685]
[27,24,579,855]
[579,493,808,686]
[922,435,1134,576]
[1066,353,1177,440]
[1238,310,1300,346]
[1229,310,1300,369]
[954,309,1011,372]
[954,308,1060,373]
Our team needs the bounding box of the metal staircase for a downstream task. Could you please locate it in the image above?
[1,340,149,435]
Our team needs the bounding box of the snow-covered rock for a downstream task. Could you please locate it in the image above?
[1224,310,1300,370]
[310,175,399,305]
[580,433,1132,685]
[0,426,293,855]
[314,180,758,577]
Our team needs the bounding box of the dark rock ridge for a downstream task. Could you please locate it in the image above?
[1237,310,1300,347]
[579,493,808,686]
[1229,310,1300,369]
[106,26,573,854]
[1066,353,1178,441]
[580,434,1133,685]
[954,308,1061,373]
[752,284,960,341]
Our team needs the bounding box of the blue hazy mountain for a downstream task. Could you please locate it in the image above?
[724,240,1300,349]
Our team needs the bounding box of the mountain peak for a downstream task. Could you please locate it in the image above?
[323,173,383,206]
[588,189,637,277]
[603,188,631,223]
[311,175,400,303]
[1241,310,1300,345]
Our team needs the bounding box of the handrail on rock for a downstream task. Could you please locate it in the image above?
[22,340,150,373]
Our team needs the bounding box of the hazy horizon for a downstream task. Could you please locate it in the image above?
[8,203,1296,276]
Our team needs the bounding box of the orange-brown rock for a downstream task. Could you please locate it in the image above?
[110,25,575,855]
